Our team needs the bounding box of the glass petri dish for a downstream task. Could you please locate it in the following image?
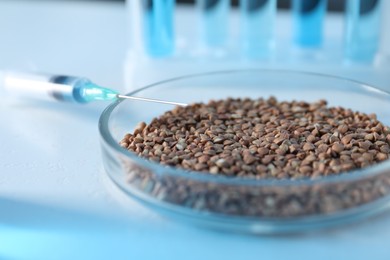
[99,70,390,234]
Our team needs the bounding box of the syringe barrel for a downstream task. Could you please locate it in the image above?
[1,71,90,103]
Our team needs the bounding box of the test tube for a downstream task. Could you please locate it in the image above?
[293,0,327,48]
[377,0,390,64]
[143,0,175,57]
[197,0,229,47]
[240,0,277,58]
[345,0,382,62]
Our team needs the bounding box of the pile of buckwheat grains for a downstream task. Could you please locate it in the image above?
[119,97,390,217]
[120,97,390,179]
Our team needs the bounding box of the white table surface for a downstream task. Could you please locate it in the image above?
[1,1,390,259]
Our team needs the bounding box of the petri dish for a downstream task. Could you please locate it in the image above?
[99,70,390,234]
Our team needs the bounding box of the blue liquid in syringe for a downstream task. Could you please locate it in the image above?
[293,0,327,47]
[143,0,175,57]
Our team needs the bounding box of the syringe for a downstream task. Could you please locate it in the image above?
[1,71,187,106]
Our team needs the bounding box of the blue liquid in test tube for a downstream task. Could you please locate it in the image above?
[198,0,229,47]
[293,0,327,48]
[345,0,382,62]
[240,0,277,58]
[143,0,175,57]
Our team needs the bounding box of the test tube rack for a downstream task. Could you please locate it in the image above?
[125,0,390,90]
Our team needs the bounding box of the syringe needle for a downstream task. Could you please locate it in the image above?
[117,94,187,107]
